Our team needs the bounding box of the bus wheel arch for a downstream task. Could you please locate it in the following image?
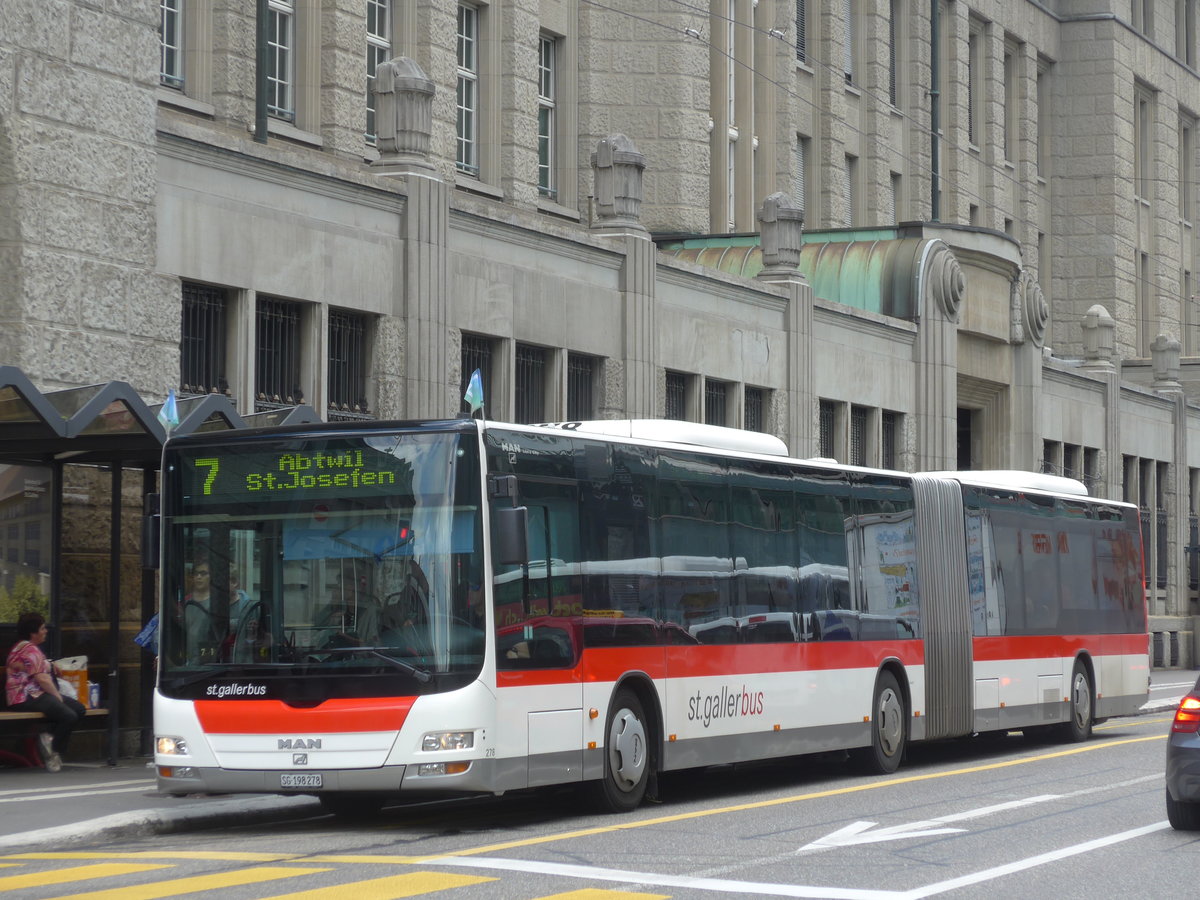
[852,663,909,775]
[1060,654,1095,742]
[590,675,659,813]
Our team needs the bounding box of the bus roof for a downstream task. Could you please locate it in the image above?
[926,469,1090,497]
[530,420,789,456]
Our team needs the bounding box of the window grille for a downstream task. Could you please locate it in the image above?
[1157,508,1168,588]
[794,137,807,212]
[705,380,727,427]
[665,372,686,421]
[181,282,228,396]
[819,400,836,458]
[567,353,595,420]
[267,0,295,121]
[255,297,303,410]
[538,36,557,199]
[366,0,392,143]
[745,387,764,433]
[1190,514,1199,591]
[850,405,867,466]
[515,344,546,424]
[460,334,492,414]
[843,0,854,84]
[160,0,184,88]
[328,311,372,420]
[968,29,979,145]
[888,0,897,105]
[842,155,855,227]
[881,410,898,469]
[795,0,806,63]
[456,4,479,175]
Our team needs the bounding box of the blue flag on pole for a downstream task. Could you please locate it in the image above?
[157,388,180,433]
[463,369,484,414]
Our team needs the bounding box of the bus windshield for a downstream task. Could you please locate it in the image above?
[157,428,485,697]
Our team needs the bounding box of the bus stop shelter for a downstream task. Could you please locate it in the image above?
[0,365,319,763]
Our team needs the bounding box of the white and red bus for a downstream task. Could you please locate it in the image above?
[151,418,1148,815]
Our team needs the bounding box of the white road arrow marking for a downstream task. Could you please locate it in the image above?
[799,794,1061,851]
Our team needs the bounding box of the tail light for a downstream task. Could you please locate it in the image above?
[1172,694,1200,733]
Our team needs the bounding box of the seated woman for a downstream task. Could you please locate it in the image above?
[5,612,86,772]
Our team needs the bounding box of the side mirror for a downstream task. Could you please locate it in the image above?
[493,506,528,566]
[141,493,160,569]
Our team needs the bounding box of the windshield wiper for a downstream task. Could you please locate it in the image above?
[315,646,433,683]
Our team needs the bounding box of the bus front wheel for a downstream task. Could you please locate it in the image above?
[591,689,650,813]
[852,670,907,775]
[1058,660,1093,742]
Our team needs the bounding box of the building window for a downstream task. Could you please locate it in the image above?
[1036,63,1048,176]
[888,0,898,106]
[794,135,808,214]
[967,24,981,146]
[255,297,303,409]
[795,0,807,63]
[160,0,184,88]
[888,173,900,225]
[538,35,558,199]
[1181,113,1195,224]
[461,334,493,415]
[181,282,227,396]
[1134,0,1154,38]
[1138,251,1153,356]
[843,155,856,227]
[745,387,765,432]
[665,372,687,421]
[1003,43,1016,162]
[843,0,855,85]
[819,400,837,459]
[456,4,479,176]
[1181,0,1197,67]
[881,410,899,469]
[267,0,295,122]
[850,405,868,467]
[1135,85,1153,201]
[567,353,596,421]
[366,0,392,144]
[328,311,371,420]
[705,379,728,427]
[515,344,546,424]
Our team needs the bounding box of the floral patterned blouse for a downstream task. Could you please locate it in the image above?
[5,640,50,707]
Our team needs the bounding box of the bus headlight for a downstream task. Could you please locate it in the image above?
[156,736,188,755]
[422,731,473,751]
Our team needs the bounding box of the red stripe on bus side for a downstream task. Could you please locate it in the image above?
[971,633,1147,660]
[495,641,925,688]
[194,697,415,733]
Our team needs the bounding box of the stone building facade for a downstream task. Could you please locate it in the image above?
[2,0,1200,691]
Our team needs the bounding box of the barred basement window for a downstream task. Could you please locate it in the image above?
[328,311,371,420]
[881,410,898,469]
[515,344,546,424]
[567,353,595,421]
[460,334,492,414]
[745,387,764,432]
[819,399,836,459]
[850,405,867,466]
[705,379,728,427]
[665,372,687,421]
[181,282,228,396]
[256,297,303,410]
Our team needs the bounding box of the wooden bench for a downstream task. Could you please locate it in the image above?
[0,708,109,768]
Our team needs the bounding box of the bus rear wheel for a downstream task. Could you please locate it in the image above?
[591,689,649,813]
[1057,661,1093,742]
[852,670,907,775]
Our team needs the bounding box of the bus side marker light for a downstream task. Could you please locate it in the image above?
[589,708,599,719]
[773,724,781,731]
[669,734,677,742]
[863,716,870,722]
[913,710,921,717]
[588,741,597,749]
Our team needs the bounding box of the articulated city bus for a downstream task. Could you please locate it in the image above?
[151,418,1148,815]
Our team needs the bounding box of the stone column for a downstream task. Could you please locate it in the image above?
[591,136,654,416]
[756,193,812,456]
[913,241,965,471]
[370,57,437,178]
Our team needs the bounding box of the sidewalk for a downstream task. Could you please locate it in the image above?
[0,668,1193,853]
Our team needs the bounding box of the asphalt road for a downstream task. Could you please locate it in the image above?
[0,707,1186,900]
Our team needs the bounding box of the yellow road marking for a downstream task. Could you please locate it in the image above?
[256,871,496,899]
[0,864,169,891]
[536,891,670,900]
[1,851,301,861]
[43,865,330,900]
